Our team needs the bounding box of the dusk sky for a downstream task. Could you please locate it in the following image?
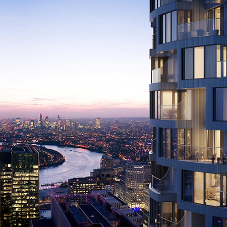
[0,1,151,119]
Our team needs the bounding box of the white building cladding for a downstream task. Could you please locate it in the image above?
[149,0,227,226]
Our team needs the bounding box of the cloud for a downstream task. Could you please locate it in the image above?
[31,97,68,102]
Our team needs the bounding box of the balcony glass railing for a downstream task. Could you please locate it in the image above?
[151,168,177,193]
[160,91,192,120]
[177,145,227,163]
[217,61,227,78]
[151,33,156,50]
[156,0,192,8]
[152,56,177,83]
[159,211,188,227]
[178,18,224,40]
[161,105,177,120]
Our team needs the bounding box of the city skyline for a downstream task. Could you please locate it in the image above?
[0,0,151,118]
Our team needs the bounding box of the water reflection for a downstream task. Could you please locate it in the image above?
[39,145,102,187]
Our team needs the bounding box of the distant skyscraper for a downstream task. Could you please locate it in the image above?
[38,113,42,128]
[30,119,35,129]
[95,117,101,128]
[65,118,71,130]
[44,115,49,128]
[57,115,61,128]
[0,145,39,227]
[15,118,21,127]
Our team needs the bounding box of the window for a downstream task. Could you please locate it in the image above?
[214,217,227,227]
[166,13,171,43]
[205,173,220,206]
[215,88,227,121]
[161,128,166,157]
[205,45,217,78]
[183,170,193,202]
[172,11,177,41]
[161,202,172,225]
[194,172,204,204]
[171,129,177,159]
[183,171,227,207]
[160,128,180,159]
[184,48,193,79]
[194,47,204,79]
[184,45,227,79]
[152,90,191,120]
[160,11,178,44]
[166,129,171,158]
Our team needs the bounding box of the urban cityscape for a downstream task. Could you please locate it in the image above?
[0,0,227,226]
[0,116,152,227]
[0,115,152,160]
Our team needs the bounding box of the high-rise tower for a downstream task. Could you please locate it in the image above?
[0,145,39,227]
[38,113,42,128]
[95,117,101,128]
[44,115,49,128]
[149,1,227,226]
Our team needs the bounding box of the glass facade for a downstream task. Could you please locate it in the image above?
[184,45,227,79]
[160,11,177,44]
[194,47,204,79]
[185,48,194,79]
[152,90,191,120]
[205,173,220,206]
[183,171,227,207]
[194,172,204,204]
[0,149,39,227]
[214,217,227,227]
[183,170,193,202]
[161,128,192,160]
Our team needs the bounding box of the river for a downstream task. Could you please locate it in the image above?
[39,145,103,187]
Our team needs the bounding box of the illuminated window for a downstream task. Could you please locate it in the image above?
[194,47,204,79]
[194,172,204,204]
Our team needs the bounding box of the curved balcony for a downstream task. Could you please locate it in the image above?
[177,145,227,163]
[177,18,225,40]
[150,168,177,202]
[149,150,156,161]
[152,56,177,84]
[152,0,192,11]
[152,168,177,193]
[151,32,156,50]
[159,211,188,227]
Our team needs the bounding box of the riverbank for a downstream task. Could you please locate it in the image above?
[37,146,65,167]
[39,145,102,187]
[37,141,105,154]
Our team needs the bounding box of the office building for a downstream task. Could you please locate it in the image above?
[100,155,113,169]
[0,144,39,227]
[149,0,227,226]
[67,176,113,194]
[116,162,151,209]
[42,191,140,227]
